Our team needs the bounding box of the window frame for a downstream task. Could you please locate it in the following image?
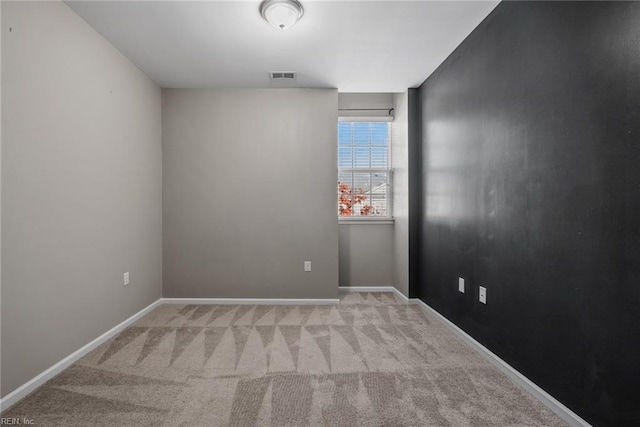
[337,121,393,223]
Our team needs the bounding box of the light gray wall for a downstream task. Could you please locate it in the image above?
[1,1,162,397]
[0,2,3,393]
[339,224,394,286]
[162,89,339,299]
[392,91,409,297]
[337,93,395,288]
[338,93,394,110]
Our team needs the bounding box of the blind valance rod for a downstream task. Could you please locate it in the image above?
[338,108,394,115]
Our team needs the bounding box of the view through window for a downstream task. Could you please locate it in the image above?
[338,122,391,217]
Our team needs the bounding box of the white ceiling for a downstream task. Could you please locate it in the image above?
[66,0,499,92]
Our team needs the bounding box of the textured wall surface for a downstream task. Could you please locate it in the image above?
[415,2,640,424]
[2,1,162,397]
[162,89,339,299]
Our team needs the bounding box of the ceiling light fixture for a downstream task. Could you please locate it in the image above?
[260,0,304,30]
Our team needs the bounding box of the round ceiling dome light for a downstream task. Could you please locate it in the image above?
[260,0,304,30]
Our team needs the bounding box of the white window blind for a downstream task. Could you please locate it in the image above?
[338,122,391,218]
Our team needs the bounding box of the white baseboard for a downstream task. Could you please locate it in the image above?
[391,287,409,303]
[1,291,590,427]
[339,285,395,293]
[411,298,591,427]
[339,286,409,304]
[0,298,163,412]
[0,295,337,411]
[161,298,339,305]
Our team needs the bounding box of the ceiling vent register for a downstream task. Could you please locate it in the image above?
[270,71,297,80]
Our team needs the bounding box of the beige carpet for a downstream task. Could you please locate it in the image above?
[2,292,566,426]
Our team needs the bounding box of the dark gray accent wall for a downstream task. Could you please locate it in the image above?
[413,2,640,425]
[407,88,422,299]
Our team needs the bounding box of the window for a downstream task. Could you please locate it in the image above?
[338,122,391,218]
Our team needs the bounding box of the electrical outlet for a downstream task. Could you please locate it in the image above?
[458,277,465,293]
[304,261,311,272]
[124,272,130,286]
[479,286,487,304]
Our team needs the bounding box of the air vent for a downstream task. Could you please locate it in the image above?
[270,71,296,80]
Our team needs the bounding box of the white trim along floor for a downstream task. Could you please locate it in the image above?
[1,288,590,426]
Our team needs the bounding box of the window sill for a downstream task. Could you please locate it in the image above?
[338,217,394,225]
